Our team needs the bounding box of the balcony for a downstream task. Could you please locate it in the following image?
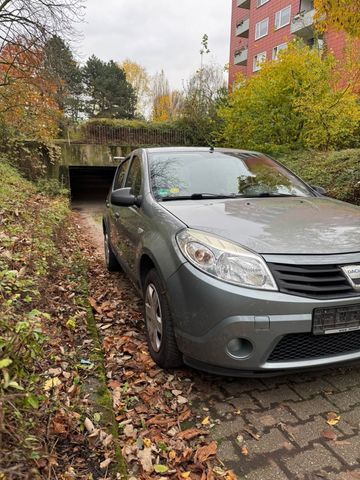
[234,47,248,66]
[291,9,316,39]
[237,0,250,9]
[236,17,250,37]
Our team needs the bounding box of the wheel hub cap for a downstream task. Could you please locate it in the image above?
[145,283,163,352]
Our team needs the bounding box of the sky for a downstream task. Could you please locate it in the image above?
[79,0,232,90]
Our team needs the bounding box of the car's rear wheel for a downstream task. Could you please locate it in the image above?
[104,231,120,272]
[144,269,183,368]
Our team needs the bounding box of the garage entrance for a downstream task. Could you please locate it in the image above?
[69,166,116,202]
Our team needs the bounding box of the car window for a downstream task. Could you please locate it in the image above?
[148,151,313,200]
[113,158,130,190]
[125,156,142,196]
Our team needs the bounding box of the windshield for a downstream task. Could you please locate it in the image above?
[148,151,313,201]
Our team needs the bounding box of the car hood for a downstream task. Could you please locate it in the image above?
[162,197,360,255]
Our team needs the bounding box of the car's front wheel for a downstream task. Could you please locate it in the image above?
[104,231,120,272]
[143,269,183,369]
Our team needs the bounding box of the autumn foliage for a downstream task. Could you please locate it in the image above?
[0,44,60,140]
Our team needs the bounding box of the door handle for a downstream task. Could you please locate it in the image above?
[115,212,120,218]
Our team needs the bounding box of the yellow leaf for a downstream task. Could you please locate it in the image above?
[168,450,176,460]
[326,416,340,426]
[181,473,191,479]
[143,437,151,448]
[201,416,210,425]
[43,377,61,391]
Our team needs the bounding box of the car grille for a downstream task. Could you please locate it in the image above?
[267,331,360,362]
[267,263,358,299]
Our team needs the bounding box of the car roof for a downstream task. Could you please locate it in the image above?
[143,146,262,155]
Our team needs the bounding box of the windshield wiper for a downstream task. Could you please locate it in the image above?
[243,193,302,198]
[161,193,241,201]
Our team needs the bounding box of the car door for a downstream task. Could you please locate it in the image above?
[108,156,130,254]
[115,153,145,278]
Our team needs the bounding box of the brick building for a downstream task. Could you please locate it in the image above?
[228,0,347,87]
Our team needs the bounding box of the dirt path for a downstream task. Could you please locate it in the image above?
[74,201,360,480]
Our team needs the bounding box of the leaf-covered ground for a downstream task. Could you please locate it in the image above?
[75,212,237,480]
[0,160,121,478]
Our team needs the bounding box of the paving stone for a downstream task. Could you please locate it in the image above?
[246,405,298,431]
[287,397,335,421]
[244,428,290,455]
[216,439,240,463]
[221,379,267,396]
[327,368,360,391]
[212,400,237,417]
[340,407,360,431]
[290,378,335,399]
[286,417,341,448]
[285,443,342,476]
[326,469,360,480]
[244,463,289,480]
[252,385,301,408]
[211,417,246,440]
[226,393,259,412]
[328,434,360,466]
[327,388,360,411]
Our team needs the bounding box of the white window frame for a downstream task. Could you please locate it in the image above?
[255,18,269,40]
[253,51,267,72]
[256,0,270,7]
[275,5,291,30]
[272,42,287,60]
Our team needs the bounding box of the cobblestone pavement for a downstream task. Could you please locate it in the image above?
[190,366,360,479]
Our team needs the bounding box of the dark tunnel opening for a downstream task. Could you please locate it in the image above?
[69,166,116,202]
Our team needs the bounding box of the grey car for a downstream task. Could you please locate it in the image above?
[103,147,360,375]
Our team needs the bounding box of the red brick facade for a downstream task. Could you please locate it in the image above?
[228,0,347,87]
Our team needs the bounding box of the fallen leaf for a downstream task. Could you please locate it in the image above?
[100,458,112,469]
[321,429,337,441]
[225,471,238,480]
[177,428,206,440]
[43,377,61,391]
[143,438,152,448]
[138,447,153,473]
[201,416,210,425]
[84,417,95,433]
[154,464,169,473]
[177,395,188,404]
[181,472,191,479]
[241,446,249,456]
[194,441,217,463]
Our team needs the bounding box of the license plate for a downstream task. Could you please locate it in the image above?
[313,305,360,335]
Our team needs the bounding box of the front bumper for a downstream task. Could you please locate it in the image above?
[166,262,360,374]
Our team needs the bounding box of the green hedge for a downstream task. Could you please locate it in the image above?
[278,149,360,205]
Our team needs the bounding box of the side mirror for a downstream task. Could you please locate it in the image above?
[311,185,327,196]
[111,187,136,207]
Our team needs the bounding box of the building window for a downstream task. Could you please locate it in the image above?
[255,18,269,39]
[256,0,270,7]
[272,42,287,59]
[275,5,291,29]
[253,51,267,71]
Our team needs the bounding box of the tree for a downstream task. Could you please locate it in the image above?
[217,42,360,152]
[43,35,83,121]
[82,56,136,119]
[314,0,360,37]
[120,59,151,118]
[150,70,170,120]
[179,62,227,145]
[0,0,84,85]
[0,45,60,140]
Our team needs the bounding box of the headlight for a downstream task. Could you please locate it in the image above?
[176,229,277,291]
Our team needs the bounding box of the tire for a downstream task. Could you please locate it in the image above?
[104,231,120,272]
[143,269,183,369]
